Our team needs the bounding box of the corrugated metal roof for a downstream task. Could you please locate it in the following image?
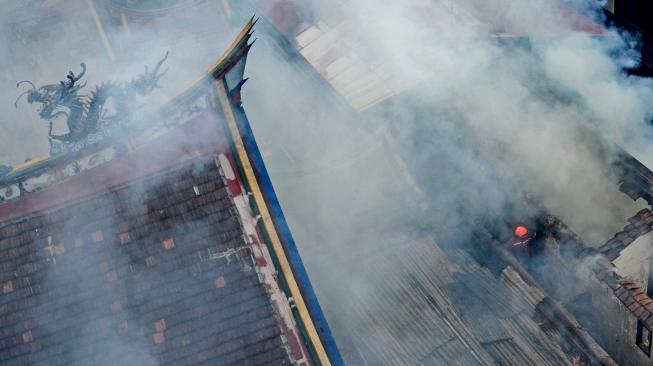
[326,237,576,365]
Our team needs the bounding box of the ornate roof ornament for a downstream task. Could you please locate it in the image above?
[15,52,169,156]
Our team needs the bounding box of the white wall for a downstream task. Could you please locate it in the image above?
[614,232,653,290]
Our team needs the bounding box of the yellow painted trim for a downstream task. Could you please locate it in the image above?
[11,155,53,171]
[216,79,331,366]
[155,18,257,114]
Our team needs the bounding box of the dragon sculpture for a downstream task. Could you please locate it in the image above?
[15,52,169,155]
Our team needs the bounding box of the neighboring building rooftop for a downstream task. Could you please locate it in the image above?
[323,233,615,365]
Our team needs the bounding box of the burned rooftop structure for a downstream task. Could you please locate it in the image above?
[3,1,653,366]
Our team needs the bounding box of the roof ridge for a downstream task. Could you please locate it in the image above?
[598,208,653,260]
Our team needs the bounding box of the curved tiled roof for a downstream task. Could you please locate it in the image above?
[0,157,293,365]
[0,18,342,366]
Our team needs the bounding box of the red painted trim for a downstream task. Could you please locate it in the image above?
[219,141,313,364]
[0,113,228,222]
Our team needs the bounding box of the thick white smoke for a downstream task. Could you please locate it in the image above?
[245,0,653,246]
[1,1,653,363]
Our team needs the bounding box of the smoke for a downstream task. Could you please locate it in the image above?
[0,0,236,163]
[2,0,653,364]
[242,0,653,248]
[237,0,653,361]
[0,2,237,364]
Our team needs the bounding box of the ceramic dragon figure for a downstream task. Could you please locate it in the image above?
[15,52,169,154]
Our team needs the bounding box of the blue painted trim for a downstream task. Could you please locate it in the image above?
[232,104,345,366]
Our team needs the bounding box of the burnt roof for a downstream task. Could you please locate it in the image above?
[326,237,584,365]
[599,208,653,261]
[589,209,653,332]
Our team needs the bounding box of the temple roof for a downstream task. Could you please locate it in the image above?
[0,157,292,365]
[0,19,340,366]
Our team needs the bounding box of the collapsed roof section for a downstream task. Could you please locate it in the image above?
[321,232,616,365]
[248,0,607,111]
[0,19,342,366]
